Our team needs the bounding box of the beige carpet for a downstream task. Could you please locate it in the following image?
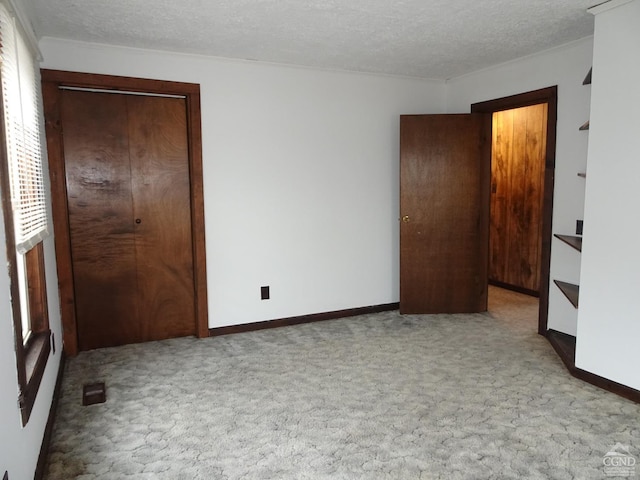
[45,287,640,479]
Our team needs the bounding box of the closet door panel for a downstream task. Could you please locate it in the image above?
[399,114,490,313]
[61,90,141,350]
[127,95,195,340]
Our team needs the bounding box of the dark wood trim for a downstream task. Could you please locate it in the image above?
[26,244,50,337]
[0,72,52,426]
[488,279,539,298]
[19,331,51,425]
[472,86,558,336]
[546,329,576,370]
[554,234,582,252]
[41,69,209,355]
[471,87,557,113]
[185,89,209,339]
[34,354,65,480]
[39,70,200,96]
[210,303,400,337]
[40,79,77,355]
[546,330,640,404]
[553,280,579,308]
[573,367,640,404]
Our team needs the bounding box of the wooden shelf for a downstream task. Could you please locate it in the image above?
[579,120,590,131]
[554,234,582,252]
[547,329,576,368]
[583,67,592,85]
[554,280,579,308]
[546,329,640,403]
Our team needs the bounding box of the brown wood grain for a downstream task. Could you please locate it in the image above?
[399,114,490,314]
[61,91,198,350]
[61,90,141,350]
[489,104,547,294]
[42,70,209,354]
[490,109,512,284]
[528,105,547,289]
[127,95,195,341]
[508,106,528,288]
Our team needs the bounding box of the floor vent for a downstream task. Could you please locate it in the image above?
[82,382,106,406]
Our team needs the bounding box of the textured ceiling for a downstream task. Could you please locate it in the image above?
[27,0,597,79]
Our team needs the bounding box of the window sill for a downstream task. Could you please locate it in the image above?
[20,330,51,425]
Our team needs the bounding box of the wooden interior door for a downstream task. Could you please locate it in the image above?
[62,91,140,349]
[61,89,195,350]
[399,114,491,314]
[127,95,195,341]
[489,104,547,294]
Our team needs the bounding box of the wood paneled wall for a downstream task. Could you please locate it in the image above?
[490,103,548,294]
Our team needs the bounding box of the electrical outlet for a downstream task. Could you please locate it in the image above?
[261,286,270,300]
[576,220,584,235]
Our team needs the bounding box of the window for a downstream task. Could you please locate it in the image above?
[0,1,51,425]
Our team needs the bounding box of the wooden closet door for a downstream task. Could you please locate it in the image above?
[62,90,196,350]
[127,95,195,340]
[62,90,141,350]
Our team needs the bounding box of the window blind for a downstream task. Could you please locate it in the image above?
[0,2,49,253]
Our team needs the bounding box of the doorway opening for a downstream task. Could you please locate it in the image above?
[472,86,558,336]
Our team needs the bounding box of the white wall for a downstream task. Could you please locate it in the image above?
[0,6,633,477]
[445,38,594,336]
[39,38,446,328]
[0,5,64,478]
[0,238,62,480]
[576,0,640,390]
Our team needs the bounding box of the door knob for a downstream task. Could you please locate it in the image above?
[135,218,142,224]
[402,215,410,223]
